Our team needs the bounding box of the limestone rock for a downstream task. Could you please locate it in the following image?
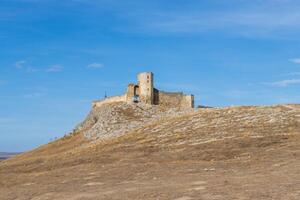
[74,102,195,140]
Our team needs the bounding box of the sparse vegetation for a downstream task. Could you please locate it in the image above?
[0,103,299,200]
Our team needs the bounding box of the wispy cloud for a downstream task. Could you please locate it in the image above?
[14,61,64,73]
[4,0,300,39]
[23,92,45,98]
[26,67,39,73]
[14,60,26,69]
[266,79,300,87]
[13,60,39,72]
[87,63,104,69]
[139,10,300,38]
[111,1,300,39]
[45,65,63,72]
[284,72,300,76]
[289,58,300,64]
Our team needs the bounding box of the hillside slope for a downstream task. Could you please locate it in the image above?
[0,104,300,200]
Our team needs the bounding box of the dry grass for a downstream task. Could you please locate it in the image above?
[0,104,300,200]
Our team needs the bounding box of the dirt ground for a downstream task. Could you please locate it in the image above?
[0,105,299,200]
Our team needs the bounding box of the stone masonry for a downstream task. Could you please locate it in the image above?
[93,72,194,109]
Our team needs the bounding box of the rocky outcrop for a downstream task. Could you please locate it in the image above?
[75,102,195,140]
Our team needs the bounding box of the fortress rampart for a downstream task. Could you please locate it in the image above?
[154,91,194,109]
[93,95,126,108]
[93,72,194,109]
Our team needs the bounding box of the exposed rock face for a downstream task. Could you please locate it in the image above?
[75,102,195,140]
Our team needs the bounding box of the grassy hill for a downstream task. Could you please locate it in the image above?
[0,104,299,200]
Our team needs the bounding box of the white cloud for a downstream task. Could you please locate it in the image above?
[87,63,104,69]
[45,65,63,72]
[289,58,300,64]
[267,79,300,87]
[14,60,26,69]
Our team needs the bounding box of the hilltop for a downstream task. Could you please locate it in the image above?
[75,102,194,140]
[0,103,299,200]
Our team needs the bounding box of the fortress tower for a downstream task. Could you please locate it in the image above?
[137,72,154,104]
[93,71,194,109]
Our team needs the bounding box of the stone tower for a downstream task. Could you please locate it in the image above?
[138,72,154,104]
[94,72,195,108]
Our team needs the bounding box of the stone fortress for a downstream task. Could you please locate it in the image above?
[93,72,194,109]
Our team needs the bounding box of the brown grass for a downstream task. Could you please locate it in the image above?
[0,104,300,200]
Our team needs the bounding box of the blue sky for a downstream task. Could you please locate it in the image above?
[1,0,300,152]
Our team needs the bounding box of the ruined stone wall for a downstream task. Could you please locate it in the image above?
[181,94,195,108]
[126,84,136,102]
[92,72,194,109]
[93,91,194,109]
[156,91,194,109]
[93,95,126,108]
